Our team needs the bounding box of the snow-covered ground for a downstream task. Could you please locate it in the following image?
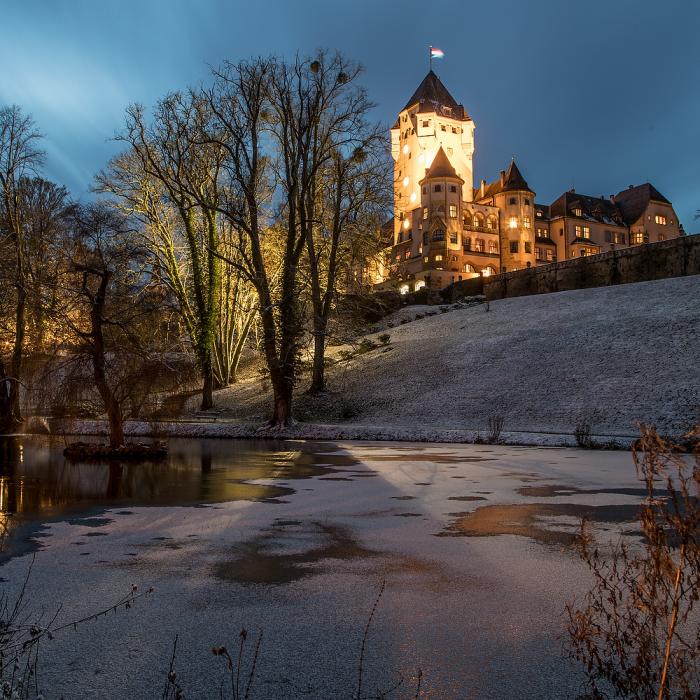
[0,438,649,698]
[199,276,700,438]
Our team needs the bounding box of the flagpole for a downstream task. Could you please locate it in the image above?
[429,44,432,72]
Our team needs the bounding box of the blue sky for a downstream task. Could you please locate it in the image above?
[1,0,698,228]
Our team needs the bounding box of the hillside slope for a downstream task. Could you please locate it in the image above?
[210,276,700,437]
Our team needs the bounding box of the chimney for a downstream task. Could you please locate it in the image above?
[500,170,505,186]
[480,179,486,197]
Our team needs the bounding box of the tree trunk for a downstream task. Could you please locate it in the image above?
[200,352,214,410]
[269,371,293,427]
[7,253,27,431]
[0,360,14,434]
[89,270,124,448]
[309,322,326,394]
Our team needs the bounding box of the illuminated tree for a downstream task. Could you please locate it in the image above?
[0,106,45,431]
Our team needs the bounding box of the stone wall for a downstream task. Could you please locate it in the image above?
[483,234,700,301]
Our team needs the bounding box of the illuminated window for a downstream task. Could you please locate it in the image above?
[523,216,531,229]
[573,208,582,217]
[536,210,543,217]
[463,263,475,273]
[424,256,429,262]
[435,254,443,261]
[509,241,519,253]
[474,238,485,252]
[508,217,518,229]
[536,227,547,238]
[583,226,590,238]
[524,241,532,253]
[488,240,498,254]
[487,217,497,230]
[614,231,625,244]
[449,204,457,218]
[630,232,646,244]
[546,249,555,262]
[483,266,496,276]
[655,215,667,225]
[423,207,429,220]
[405,249,411,259]
[535,246,543,259]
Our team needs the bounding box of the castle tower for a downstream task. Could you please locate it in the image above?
[489,160,537,271]
[391,71,474,247]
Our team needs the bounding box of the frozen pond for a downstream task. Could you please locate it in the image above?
[0,436,646,698]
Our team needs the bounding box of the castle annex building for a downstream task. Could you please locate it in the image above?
[378,71,683,292]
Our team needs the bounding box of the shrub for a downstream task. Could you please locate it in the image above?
[567,424,700,699]
[378,333,391,346]
[486,415,505,444]
[574,421,594,448]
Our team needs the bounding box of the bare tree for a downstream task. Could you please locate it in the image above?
[58,204,168,447]
[304,124,390,394]
[99,91,224,410]
[0,106,44,432]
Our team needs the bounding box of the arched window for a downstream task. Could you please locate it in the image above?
[463,263,475,273]
[463,215,472,230]
[482,265,496,277]
[487,216,497,230]
[473,213,485,229]
[432,229,445,241]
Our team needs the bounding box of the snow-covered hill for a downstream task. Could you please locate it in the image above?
[211,275,700,437]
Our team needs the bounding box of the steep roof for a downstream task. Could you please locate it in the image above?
[475,159,534,199]
[403,71,469,120]
[613,183,672,226]
[549,190,624,226]
[422,146,462,181]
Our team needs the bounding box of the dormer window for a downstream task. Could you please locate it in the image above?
[573,207,582,217]
[655,214,667,225]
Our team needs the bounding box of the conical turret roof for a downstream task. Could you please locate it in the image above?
[501,159,531,192]
[403,71,469,120]
[423,146,461,180]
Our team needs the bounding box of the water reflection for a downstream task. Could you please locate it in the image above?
[0,435,361,553]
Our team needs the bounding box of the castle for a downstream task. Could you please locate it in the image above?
[374,70,683,292]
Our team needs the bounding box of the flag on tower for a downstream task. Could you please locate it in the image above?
[430,47,445,59]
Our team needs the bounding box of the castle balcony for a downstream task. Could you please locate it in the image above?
[463,224,498,235]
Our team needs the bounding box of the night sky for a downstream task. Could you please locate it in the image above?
[2,0,698,228]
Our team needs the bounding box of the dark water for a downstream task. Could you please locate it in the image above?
[0,435,364,559]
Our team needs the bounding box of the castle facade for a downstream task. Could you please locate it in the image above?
[375,71,683,292]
